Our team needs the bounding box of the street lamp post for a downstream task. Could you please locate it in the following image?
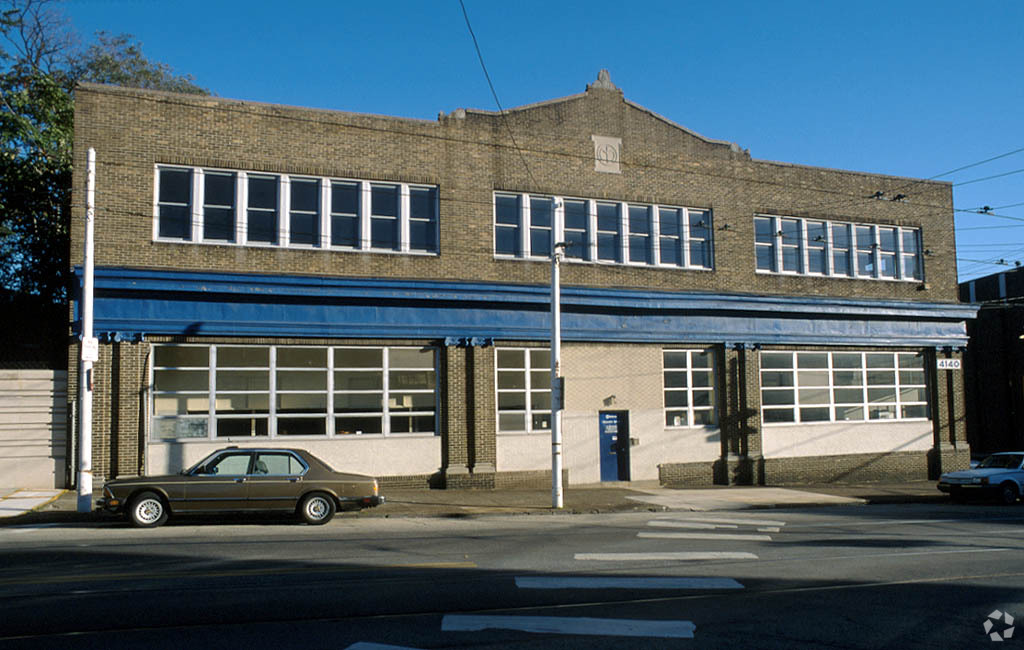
[551,240,567,509]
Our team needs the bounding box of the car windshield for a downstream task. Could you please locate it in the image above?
[978,454,1024,469]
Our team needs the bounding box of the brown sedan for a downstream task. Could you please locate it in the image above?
[97,447,384,527]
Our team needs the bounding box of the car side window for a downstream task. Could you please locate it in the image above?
[202,453,252,476]
[254,452,305,476]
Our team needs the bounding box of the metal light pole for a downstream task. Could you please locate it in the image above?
[551,241,567,509]
[77,148,98,513]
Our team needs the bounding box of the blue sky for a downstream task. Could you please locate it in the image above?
[62,0,1024,283]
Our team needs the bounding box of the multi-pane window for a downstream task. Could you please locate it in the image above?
[247,175,279,244]
[370,183,399,250]
[496,348,551,433]
[530,196,553,257]
[289,178,320,247]
[628,205,652,264]
[157,168,192,240]
[155,166,438,255]
[203,171,236,242]
[663,349,717,427]
[330,181,360,248]
[596,202,622,262]
[494,192,713,270]
[759,351,928,424]
[563,199,590,261]
[152,345,437,440]
[754,215,923,281]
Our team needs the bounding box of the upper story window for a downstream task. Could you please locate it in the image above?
[155,166,438,255]
[495,192,713,270]
[754,215,923,282]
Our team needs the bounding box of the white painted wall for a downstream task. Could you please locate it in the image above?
[147,435,442,477]
[0,370,67,488]
[761,421,933,459]
[497,410,721,484]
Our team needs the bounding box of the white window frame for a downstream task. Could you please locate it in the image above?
[494,192,713,270]
[495,347,552,434]
[754,215,924,282]
[150,344,438,441]
[153,166,439,256]
[759,350,929,425]
[663,348,718,428]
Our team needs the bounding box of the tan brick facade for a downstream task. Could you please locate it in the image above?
[70,76,973,488]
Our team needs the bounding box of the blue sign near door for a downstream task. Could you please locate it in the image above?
[599,410,630,482]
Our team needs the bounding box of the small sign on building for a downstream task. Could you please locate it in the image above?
[937,358,961,371]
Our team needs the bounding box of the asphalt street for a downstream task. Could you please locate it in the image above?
[1,503,1022,649]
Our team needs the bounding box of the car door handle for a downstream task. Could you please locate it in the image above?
[234,478,246,483]
[288,478,300,483]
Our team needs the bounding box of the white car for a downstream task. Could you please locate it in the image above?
[937,452,1024,504]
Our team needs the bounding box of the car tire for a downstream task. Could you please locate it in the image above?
[299,492,336,525]
[128,491,169,527]
[999,482,1019,506]
[948,486,965,502]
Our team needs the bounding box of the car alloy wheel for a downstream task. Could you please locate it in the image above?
[300,492,335,525]
[129,492,168,527]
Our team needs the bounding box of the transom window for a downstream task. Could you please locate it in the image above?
[155,166,438,254]
[663,349,717,427]
[496,348,552,433]
[495,192,713,269]
[151,345,438,440]
[759,351,928,424]
[754,215,923,281]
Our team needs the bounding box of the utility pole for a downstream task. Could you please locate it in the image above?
[551,240,567,509]
[77,148,98,513]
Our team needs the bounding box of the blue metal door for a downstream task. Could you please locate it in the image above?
[599,411,630,481]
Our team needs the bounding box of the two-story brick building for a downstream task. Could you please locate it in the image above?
[69,72,976,489]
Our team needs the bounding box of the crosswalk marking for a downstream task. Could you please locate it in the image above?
[442,615,696,639]
[637,531,773,542]
[575,551,758,561]
[515,576,743,590]
[647,520,739,530]
[655,515,787,527]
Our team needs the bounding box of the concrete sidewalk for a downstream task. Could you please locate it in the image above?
[0,480,946,524]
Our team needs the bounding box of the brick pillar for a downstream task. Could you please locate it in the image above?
[931,347,971,477]
[720,344,764,485]
[443,343,471,483]
[469,344,497,475]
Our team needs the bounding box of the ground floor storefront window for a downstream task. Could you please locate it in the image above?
[151,344,437,439]
[760,350,928,424]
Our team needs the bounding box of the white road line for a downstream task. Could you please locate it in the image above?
[656,515,787,527]
[575,552,758,561]
[638,531,773,542]
[515,576,744,590]
[758,527,781,533]
[647,520,739,530]
[441,615,696,639]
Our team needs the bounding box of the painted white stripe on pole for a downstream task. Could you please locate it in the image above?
[647,520,739,530]
[657,515,787,527]
[441,615,696,639]
[638,531,773,542]
[515,576,743,590]
[575,552,758,561]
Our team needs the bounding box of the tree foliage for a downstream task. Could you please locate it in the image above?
[0,0,207,305]
[0,0,207,365]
